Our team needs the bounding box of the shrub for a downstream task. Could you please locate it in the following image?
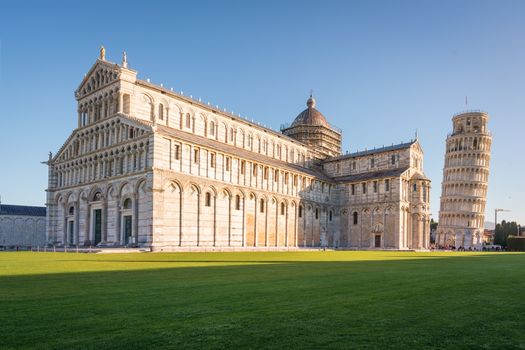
[507,236,525,251]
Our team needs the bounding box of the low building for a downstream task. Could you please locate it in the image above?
[0,204,46,247]
[483,229,494,244]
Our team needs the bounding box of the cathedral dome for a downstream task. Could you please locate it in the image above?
[291,95,329,127]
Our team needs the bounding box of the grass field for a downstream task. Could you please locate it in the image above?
[1,251,524,349]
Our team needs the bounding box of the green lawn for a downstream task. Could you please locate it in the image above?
[1,251,524,349]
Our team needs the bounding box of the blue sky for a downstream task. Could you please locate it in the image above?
[0,0,523,225]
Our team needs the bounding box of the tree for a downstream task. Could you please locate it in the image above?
[430,218,438,231]
[430,219,438,244]
[494,220,520,246]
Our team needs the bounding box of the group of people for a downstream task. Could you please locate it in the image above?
[430,243,504,251]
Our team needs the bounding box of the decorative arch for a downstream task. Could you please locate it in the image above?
[134,178,148,194]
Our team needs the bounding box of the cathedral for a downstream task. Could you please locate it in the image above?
[45,48,431,251]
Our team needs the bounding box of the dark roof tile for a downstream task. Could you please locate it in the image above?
[334,167,410,183]
[0,204,46,217]
[326,140,417,162]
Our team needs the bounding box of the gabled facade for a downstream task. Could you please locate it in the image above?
[45,50,431,250]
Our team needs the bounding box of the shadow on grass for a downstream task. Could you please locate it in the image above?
[1,254,524,350]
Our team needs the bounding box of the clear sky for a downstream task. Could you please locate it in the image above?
[0,0,523,226]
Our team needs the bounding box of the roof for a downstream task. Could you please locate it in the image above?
[0,204,46,217]
[411,172,430,181]
[291,96,329,128]
[325,140,417,162]
[136,79,314,150]
[334,167,410,183]
[156,125,334,182]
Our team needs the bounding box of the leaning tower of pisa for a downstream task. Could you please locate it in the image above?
[436,111,492,249]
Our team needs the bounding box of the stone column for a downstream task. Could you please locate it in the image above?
[228,194,232,246]
[86,205,92,245]
[285,205,289,247]
[213,194,217,247]
[254,197,258,247]
[179,194,184,247]
[196,192,200,246]
[102,197,108,243]
[242,196,246,247]
[74,200,80,245]
[133,192,139,244]
[273,200,278,247]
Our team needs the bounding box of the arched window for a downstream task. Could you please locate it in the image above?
[298,205,303,218]
[210,121,215,136]
[329,210,333,221]
[280,203,285,215]
[205,192,211,207]
[353,212,358,225]
[185,113,191,128]
[69,206,74,215]
[413,184,417,192]
[315,208,319,220]
[235,195,241,210]
[158,104,164,120]
[123,198,132,209]
[260,199,265,213]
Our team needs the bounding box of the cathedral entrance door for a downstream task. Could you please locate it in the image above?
[123,215,132,245]
[68,221,74,245]
[374,234,381,248]
[93,209,102,245]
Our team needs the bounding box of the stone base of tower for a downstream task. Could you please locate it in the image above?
[435,228,485,250]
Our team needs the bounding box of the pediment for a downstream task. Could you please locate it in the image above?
[75,60,121,100]
[51,115,153,164]
[411,139,424,154]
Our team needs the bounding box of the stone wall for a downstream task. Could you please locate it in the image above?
[0,215,46,246]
